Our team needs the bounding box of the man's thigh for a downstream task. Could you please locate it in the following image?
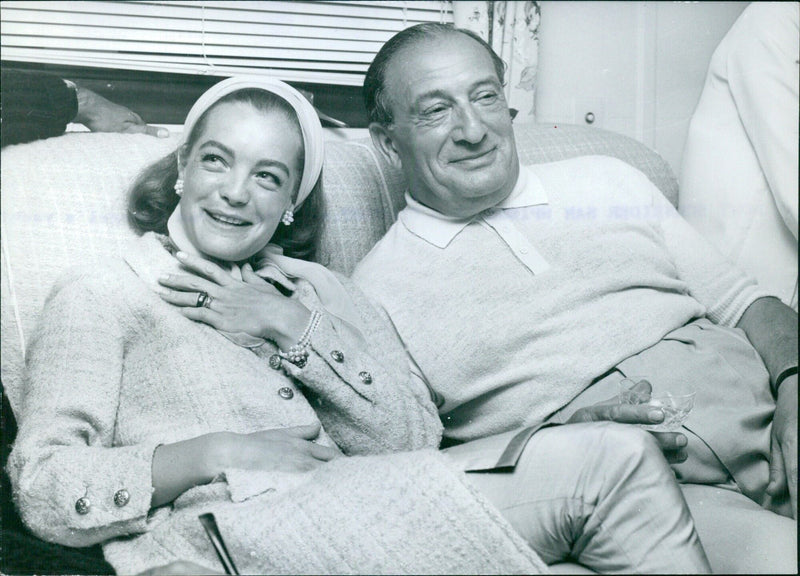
[447,423,708,573]
[680,483,797,574]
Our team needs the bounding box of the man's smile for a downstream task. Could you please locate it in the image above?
[449,147,497,167]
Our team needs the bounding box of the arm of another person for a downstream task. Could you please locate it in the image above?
[727,2,799,239]
[1,69,167,147]
[736,296,798,518]
[1,69,79,146]
[157,253,443,456]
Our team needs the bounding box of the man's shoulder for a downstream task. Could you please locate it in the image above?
[528,155,652,201]
[526,155,640,180]
[353,219,421,280]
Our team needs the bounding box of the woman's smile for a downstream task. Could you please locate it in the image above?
[204,208,252,227]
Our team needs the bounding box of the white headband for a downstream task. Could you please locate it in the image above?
[182,76,324,209]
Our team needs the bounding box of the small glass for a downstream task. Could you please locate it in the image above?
[618,378,695,432]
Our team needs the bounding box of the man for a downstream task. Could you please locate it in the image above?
[353,23,797,572]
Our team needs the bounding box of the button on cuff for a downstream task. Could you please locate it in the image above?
[75,497,91,515]
[113,489,130,507]
[269,354,282,370]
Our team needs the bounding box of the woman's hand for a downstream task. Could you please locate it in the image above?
[566,380,689,464]
[157,251,310,350]
[151,423,338,508]
[212,423,340,473]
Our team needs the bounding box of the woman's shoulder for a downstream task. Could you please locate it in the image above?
[46,236,157,305]
[51,259,135,295]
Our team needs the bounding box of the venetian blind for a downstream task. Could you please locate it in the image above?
[0,0,453,86]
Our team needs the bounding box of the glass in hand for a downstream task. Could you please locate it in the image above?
[618,378,695,432]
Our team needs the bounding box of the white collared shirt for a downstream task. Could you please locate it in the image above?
[399,165,552,274]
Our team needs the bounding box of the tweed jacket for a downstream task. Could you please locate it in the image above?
[8,233,547,574]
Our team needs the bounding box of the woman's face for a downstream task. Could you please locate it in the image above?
[178,101,303,262]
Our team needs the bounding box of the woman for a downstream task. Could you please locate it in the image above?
[8,77,546,575]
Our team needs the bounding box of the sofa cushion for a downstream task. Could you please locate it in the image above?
[513,123,679,207]
[2,133,177,412]
[1,124,677,412]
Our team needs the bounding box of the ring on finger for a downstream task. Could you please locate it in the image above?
[195,291,212,308]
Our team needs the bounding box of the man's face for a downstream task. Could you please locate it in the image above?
[373,32,520,218]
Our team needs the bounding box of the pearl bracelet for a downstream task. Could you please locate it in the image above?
[280,309,322,368]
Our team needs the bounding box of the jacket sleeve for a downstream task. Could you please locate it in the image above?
[0,69,78,147]
[727,3,799,240]
[279,277,443,455]
[7,271,159,547]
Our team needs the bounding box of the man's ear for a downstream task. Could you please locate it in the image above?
[369,122,402,170]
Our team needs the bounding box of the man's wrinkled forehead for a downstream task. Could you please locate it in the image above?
[383,33,503,117]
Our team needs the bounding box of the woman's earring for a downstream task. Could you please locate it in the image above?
[174,179,184,197]
[281,209,294,226]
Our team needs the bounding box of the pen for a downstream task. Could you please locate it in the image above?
[198,513,240,575]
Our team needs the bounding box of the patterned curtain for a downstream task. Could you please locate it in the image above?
[453,1,541,120]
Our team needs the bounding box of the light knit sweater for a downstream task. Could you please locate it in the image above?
[353,156,766,443]
[8,233,547,574]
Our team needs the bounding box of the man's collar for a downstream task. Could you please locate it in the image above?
[399,165,549,248]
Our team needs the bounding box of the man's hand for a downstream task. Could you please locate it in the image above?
[766,373,797,519]
[74,85,168,138]
[566,380,689,464]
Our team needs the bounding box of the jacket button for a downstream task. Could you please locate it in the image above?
[359,371,373,385]
[278,387,294,399]
[330,350,344,363]
[269,354,282,370]
[75,497,91,515]
[113,489,130,507]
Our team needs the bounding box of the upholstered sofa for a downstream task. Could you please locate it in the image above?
[1,124,792,574]
[0,123,679,412]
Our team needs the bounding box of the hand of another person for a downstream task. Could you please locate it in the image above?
[158,251,311,351]
[136,560,222,575]
[766,373,797,519]
[566,380,689,464]
[74,85,168,138]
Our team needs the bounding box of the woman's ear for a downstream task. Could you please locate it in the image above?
[176,145,189,180]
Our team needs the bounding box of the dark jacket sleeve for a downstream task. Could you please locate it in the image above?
[1,69,78,147]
